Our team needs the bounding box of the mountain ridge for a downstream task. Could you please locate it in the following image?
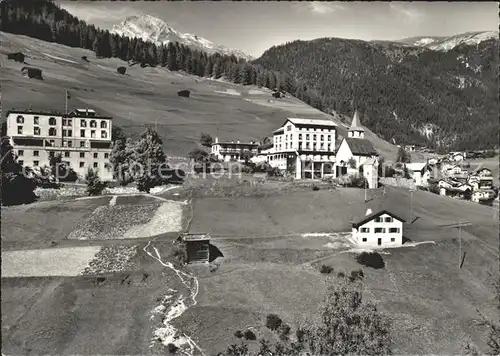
[253,35,499,150]
[396,30,498,51]
[111,13,254,61]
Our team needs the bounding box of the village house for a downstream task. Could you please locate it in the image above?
[469,167,494,189]
[250,141,273,164]
[211,137,258,162]
[351,208,406,247]
[336,111,379,187]
[268,117,337,179]
[405,162,432,187]
[439,182,473,199]
[6,108,113,180]
[442,163,463,176]
[450,152,465,162]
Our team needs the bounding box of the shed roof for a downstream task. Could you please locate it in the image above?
[345,138,377,156]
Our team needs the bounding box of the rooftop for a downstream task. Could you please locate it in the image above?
[345,137,377,156]
[348,110,365,132]
[180,233,211,242]
[286,117,337,127]
[405,162,428,171]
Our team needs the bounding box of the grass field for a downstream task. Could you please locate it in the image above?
[1,182,498,355]
[0,32,399,160]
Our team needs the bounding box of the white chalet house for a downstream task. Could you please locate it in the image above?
[351,208,406,247]
[211,137,258,162]
[268,117,337,179]
[335,110,379,188]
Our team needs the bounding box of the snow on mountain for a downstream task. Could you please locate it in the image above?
[111,13,254,61]
[398,31,498,52]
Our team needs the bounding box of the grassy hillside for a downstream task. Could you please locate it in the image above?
[0,32,399,160]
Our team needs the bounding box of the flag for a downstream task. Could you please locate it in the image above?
[66,91,71,99]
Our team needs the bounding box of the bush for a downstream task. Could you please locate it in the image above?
[279,324,291,341]
[81,55,89,62]
[234,330,244,339]
[117,66,126,74]
[312,185,320,191]
[320,264,333,274]
[349,269,365,282]
[85,168,106,196]
[167,343,179,354]
[337,272,345,278]
[296,328,305,343]
[244,330,256,341]
[356,252,385,269]
[266,314,282,331]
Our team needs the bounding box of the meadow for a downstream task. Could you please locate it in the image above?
[0,31,399,160]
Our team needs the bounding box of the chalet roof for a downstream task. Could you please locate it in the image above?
[349,110,364,132]
[286,118,337,127]
[345,137,377,156]
[259,142,273,150]
[472,166,492,174]
[352,209,406,228]
[213,141,258,146]
[273,127,284,134]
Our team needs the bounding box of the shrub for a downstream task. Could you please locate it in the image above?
[117,66,126,74]
[337,272,345,278]
[234,330,244,339]
[296,328,305,343]
[312,185,320,191]
[349,269,365,282]
[320,264,333,274]
[266,313,282,331]
[167,343,179,354]
[244,330,256,341]
[85,168,106,196]
[81,55,89,62]
[356,252,385,269]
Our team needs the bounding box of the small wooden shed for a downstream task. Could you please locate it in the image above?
[179,233,210,264]
[8,52,25,62]
[177,90,190,98]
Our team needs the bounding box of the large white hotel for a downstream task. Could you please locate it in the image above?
[5,108,114,180]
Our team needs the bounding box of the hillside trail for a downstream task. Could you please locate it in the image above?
[143,241,205,356]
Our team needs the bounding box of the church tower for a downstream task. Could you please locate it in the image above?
[348,110,365,139]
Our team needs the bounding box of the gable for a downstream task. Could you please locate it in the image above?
[353,210,406,228]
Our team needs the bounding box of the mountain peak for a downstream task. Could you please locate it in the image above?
[111,14,253,60]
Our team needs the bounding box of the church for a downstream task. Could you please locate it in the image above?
[335,111,379,188]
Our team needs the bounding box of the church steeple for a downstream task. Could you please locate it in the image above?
[348,110,365,139]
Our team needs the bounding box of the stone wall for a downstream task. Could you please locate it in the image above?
[379,177,416,189]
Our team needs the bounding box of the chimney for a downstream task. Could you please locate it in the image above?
[215,137,219,143]
[86,108,88,116]
[231,140,234,144]
[365,208,372,216]
[237,140,240,144]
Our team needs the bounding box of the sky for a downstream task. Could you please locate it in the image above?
[60,1,498,57]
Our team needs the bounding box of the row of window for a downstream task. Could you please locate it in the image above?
[286,126,334,133]
[18,160,102,169]
[359,227,400,233]
[17,150,109,159]
[361,237,397,242]
[276,134,333,143]
[16,115,108,128]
